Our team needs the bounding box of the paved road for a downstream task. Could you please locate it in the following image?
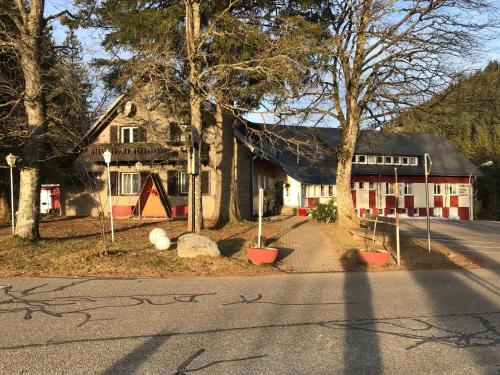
[1,271,499,374]
[400,220,500,267]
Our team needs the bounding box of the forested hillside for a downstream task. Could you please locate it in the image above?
[392,61,500,219]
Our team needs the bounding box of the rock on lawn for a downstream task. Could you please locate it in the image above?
[177,234,221,258]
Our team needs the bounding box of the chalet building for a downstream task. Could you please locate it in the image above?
[66,91,253,220]
[241,126,479,220]
[65,93,479,221]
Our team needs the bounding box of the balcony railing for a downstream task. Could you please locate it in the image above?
[79,142,208,163]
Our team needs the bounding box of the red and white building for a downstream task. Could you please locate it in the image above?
[239,126,478,220]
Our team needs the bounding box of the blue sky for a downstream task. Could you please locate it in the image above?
[45,0,500,117]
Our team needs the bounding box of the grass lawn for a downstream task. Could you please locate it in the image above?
[318,222,482,271]
[0,216,284,277]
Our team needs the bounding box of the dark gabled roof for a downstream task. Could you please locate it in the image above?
[237,123,479,183]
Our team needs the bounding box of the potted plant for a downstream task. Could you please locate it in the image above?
[357,216,392,266]
[247,187,279,265]
[246,236,279,265]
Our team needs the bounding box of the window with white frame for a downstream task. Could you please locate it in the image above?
[359,182,365,190]
[351,182,356,190]
[121,173,140,195]
[386,182,394,195]
[366,208,371,215]
[413,208,419,216]
[367,155,376,164]
[401,208,408,215]
[393,156,401,165]
[328,186,334,196]
[404,183,414,195]
[352,155,358,163]
[378,208,384,215]
[449,184,458,195]
[121,127,139,143]
[434,183,442,195]
[369,182,375,190]
[376,156,384,164]
[410,157,418,166]
[321,185,325,196]
[402,156,409,165]
[358,155,367,164]
[389,208,396,214]
[385,156,393,165]
[180,172,189,194]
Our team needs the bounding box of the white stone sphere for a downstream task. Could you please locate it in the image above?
[149,228,168,244]
[154,236,171,251]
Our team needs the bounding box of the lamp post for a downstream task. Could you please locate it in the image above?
[103,149,115,242]
[135,161,143,219]
[424,153,433,252]
[5,153,17,235]
[468,160,493,221]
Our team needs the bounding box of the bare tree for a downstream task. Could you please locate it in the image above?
[272,0,498,226]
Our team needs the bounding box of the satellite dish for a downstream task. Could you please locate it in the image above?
[123,101,136,117]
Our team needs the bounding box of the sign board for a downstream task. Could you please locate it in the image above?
[458,184,469,196]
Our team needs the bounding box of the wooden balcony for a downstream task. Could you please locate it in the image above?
[79,142,208,164]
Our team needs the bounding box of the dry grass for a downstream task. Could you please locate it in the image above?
[0,216,283,277]
[318,222,482,272]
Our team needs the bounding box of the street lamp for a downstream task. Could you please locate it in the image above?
[469,160,493,221]
[5,153,17,235]
[135,161,143,219]
[103,149,115,242]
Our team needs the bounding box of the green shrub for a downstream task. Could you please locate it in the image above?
[311,199,337,223]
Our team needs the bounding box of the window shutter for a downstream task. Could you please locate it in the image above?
[110,126,118,143]
[110,171,119,196]
[138,127,147,142]
[201,171,210,195]
[167,170,178,195]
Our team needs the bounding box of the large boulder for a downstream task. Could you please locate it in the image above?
[177,234,221,258]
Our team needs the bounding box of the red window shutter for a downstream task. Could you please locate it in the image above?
[110,171,119,196]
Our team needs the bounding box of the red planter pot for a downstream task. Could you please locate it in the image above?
[298,208,308,216]
[357,249,391,266]
[247,247,279,265]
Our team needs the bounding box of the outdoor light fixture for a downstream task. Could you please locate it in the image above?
[135,161,143,219]
[5,153,17,235]
[102,149,115,242]
[468,160,493,221]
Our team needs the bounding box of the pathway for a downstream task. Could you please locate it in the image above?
[276,216,341,272]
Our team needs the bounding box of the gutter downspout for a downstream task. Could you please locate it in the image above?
[251,154,258,218]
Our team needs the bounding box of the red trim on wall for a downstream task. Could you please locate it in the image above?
[351,191,356,208]
[386,195,396,208]
[112,205,133,217]
[359,208,365,217]
[434,195,443,208]
[443,207,449,218]
[352,175,470,183]
[369,190,376,208]
[404,196,414,215]
[450,196,459,207]
[458,207,469,220]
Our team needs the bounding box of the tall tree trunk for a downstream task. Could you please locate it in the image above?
[16,0,46,240]
[211,101,233,226]
[229,137,241,222]
[336,116,359,227]
[185,0,203,232]
[0,189,10,223]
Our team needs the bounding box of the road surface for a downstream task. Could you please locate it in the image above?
[401,219,500,268]
[1,271,499,374]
